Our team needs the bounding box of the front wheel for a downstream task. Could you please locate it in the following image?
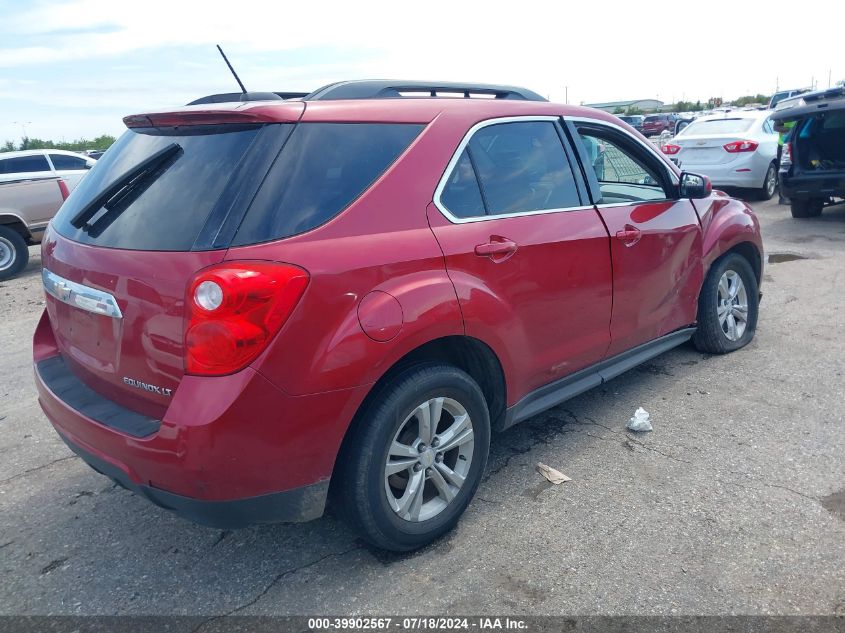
[334,364,490,551]
[692,253,759,354]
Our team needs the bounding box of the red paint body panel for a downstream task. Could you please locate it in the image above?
[428,204,613,405]
[40,228,226,418]
[597,200,704,356]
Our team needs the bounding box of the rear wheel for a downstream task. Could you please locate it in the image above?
[790,198,824,218]
[757,162,778,201]
[692,253,759,354]
[0,226,29,281]
[335,364,490,551]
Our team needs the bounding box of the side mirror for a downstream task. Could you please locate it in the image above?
[679,172,712,199]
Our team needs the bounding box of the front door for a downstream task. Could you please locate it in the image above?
[427,117,613,403]
[568,119,703,357]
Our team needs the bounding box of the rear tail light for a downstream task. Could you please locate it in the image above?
[57,179,70,201]
[781,143,792,167]
[661,144,681,155]
[185,262,309,376]
[723,140,759,153]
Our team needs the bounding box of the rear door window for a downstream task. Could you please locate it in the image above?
[232,123,422,245]
[0,154,51,174]
[439,120,581,218]
[51,125,264,251]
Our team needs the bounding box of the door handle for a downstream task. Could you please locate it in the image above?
[615,227,641,244]
[475,237,518,260]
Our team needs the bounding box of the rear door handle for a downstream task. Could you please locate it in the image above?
[615,227,642,245]
[475,237,518,260]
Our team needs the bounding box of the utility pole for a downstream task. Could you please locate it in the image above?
[565,86,568,105]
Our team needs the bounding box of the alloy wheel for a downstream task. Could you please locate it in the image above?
[384,397,474,522]
[717,270,748,341]
[0,236,14,272]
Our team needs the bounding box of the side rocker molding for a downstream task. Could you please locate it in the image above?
[500,327,697,430]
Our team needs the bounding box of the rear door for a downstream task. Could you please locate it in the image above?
[427,117,613,401]
[568,118,703,357]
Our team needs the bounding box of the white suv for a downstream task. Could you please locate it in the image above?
[0,149,96,190]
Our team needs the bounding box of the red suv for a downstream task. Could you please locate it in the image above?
[642,113,678,137]
[34,81,763,551]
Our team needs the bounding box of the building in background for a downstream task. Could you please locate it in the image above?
[585,98,664,113]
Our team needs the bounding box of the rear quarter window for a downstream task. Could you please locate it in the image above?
[232,123,423,245]
[0,155,51,174]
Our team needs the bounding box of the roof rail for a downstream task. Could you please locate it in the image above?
[186,91,310,106]
[303,80,547,102]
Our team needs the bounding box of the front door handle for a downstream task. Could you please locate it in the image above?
[475,237,518,261]
[615,226,642,245]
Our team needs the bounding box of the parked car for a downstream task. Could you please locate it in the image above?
[641,113,678,137]
[0,150,95,190]
[768,88,811,109]
[618,114,644,132]
[772,86,845,218]
[0,176,69,279]
[660,111,780,199]
[33,80,763,551]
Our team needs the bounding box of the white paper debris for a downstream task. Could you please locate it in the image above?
[536,462,571,485]
[626,407,653,432]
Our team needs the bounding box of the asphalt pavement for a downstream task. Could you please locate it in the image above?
[1,197,843,617]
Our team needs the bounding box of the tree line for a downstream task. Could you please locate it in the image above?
[1,135,117,153]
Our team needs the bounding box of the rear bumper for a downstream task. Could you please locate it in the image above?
[779,170,845,199]
[678,154,770,189]
[33,309,370,527]
[56,429,329,528]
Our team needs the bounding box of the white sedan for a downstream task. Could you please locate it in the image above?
[0,149,96,190]
[660,111,780,199]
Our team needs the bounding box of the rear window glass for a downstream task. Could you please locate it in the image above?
[232,123,422,245]
[0,155,50,174]
[51,125,261,250]
[679,118,754,136]
[643,116,661,123]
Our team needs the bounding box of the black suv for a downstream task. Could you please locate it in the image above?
[773,87,845,218]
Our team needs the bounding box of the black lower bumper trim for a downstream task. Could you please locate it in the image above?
[37,356,160,438]
[57,432,329,528]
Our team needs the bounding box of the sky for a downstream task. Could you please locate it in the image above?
[1,0,842,144]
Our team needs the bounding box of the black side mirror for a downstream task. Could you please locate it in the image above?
[679,172,712,199]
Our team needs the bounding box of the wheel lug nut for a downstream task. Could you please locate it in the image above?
[413,463,422,472]
[426,468,432,476]
[432,438,440,447]
[417,443,427,453]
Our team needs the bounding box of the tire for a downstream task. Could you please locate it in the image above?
[790,198,824,218]
[0,225,29,281]
[757,162,778,201]
[692,252,759,354]
[334,364,490,551]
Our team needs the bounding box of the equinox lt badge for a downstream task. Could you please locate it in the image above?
[123,377,173,397]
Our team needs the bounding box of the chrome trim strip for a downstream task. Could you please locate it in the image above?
[42,268,123,319]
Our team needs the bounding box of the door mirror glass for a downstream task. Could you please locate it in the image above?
[679,172,712,199]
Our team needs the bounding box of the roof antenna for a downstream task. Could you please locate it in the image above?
[217,45,247,94]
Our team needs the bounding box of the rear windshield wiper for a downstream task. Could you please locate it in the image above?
[70,143,182,229]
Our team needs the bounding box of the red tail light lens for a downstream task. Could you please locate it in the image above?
[723,140,759,153]
[661,144,681,155]
[185,262,309,376]
[57,179,70,201]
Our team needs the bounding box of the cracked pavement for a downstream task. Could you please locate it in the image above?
[1,198,844,616]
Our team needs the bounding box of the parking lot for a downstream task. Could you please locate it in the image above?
[1,196,844,617]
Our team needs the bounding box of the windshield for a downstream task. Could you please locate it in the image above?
[678,118,754,136]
